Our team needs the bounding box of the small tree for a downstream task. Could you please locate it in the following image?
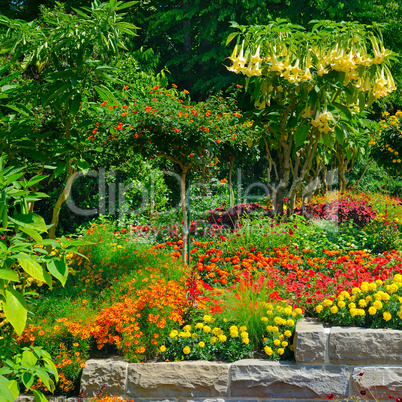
[226,20,397,214]
[97,84,245,262]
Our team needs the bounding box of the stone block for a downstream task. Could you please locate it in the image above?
[328,327,402,365]
[351,367,402,399]
[294,318,328,364]
[230,360,350,399]
[126,361,229,398]
[80,358,128,397]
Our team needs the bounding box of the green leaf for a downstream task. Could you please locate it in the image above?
[77,159,90,175]
[294,125,309,147]
[332,102,352,119]
[43,358,59,381]
[46,258,68,287]
[8,379,19,401]
[35,367,52,392]
[116,1,138,11]
[20,226,43,245]
[22,349,38,366]
[22,372,35,390]
[71,93,81,115]
[26,175,47,189]
[321,132,336,149]
[94,85,119,104]
[9,213,47,233]
[335,126,344,145]
[226,32,238,45]
[0,269,19,282]
[4,103,34,117]
[3,287,27,336]
[33,389,49,402]
[0,376,15,402]
[18,256,52,288]
[42,239,61,249]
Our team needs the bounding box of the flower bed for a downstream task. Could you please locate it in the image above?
[12,191,402,400]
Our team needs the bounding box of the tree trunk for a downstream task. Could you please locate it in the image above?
[228,158,235,207]
[48,166,78,239]
[354,157,373,190]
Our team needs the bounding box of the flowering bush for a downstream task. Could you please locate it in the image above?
[315,275,402,329]
[299,193,377,228]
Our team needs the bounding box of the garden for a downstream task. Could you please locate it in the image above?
[0,1,402,402]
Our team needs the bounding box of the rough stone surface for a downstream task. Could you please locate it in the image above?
[80,358,128,397]
[182,400,257,402]
[328,327,402,365]
[126,361,229,398]
[351,367,402,398]
[230,360,350,399]
[294,319,328,364]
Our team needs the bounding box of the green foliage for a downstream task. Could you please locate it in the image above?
[0,156,87,401]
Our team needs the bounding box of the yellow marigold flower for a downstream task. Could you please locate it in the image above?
[277,348,285,355]
[350,308,358,317]
[203,315,212,323]
[264,346,273,356]
[198,341,205,348]
[183,325,191,331]
[368,307,377,315]
[316,305,324,313]
[398,311,402,320]
[373,300,383,310]
[365,295,372,302]
[358,299,367,308]
[383,312,392,321]
[351,287,361,295]
[195,322,204,329]
[322,299,333,307]
[230,330,239,338]
[348,302,356,309]
[294,308,303,315]
[376,279,383,285]
[279,334,285,341]
[274,316,285,325]
[357,309,365,316]
[286,319,295,327]
[261,317,269,323]
[242,337,249,345]
[266,303,274,310]
[369,282,377,291]
[330,306,339,314]
[284,307,292,315]
[240,331,249,339]
[272,326,279,332]
[183,346,191,355]
[266,325,273,332]
[360,282,369,292]
[340,291,351,299]
[281,341,288,347]
[284,330,292,338]
[203,325,212,334]
[160,345,166,353]
[394,274,402,283]
[229,325,238,332]
[239,326,247,332]
[210,336,218,344]
[273,339,281,346]
[338,300,346,309]
[169,330,178,339]
[212,327,223,336]
[218,334,227,342]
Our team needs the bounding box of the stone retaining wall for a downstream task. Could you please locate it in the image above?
[17,319,402,402]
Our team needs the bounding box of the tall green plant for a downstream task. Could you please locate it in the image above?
[0,156,85,401]
[0,0,138,238]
